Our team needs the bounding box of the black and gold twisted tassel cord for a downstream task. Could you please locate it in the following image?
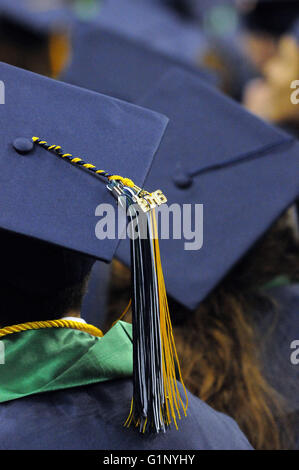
[32,137,135,188]
[32,136,188,434]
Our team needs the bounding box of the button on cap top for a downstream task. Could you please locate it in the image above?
[13,137,34,154]
[173,171,193,189]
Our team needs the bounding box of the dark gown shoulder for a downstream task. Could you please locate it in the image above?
[0,379,252,450]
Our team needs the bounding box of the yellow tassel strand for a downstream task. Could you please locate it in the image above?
[124,208,188,432]
[151,209,188,428]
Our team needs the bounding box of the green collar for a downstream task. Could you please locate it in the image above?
[0,321,133,404]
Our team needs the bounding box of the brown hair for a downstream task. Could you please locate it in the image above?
[108,208,299,449]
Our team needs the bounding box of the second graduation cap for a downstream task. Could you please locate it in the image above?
[94,0,207,64]
[0,1,76,78]
[116,67,299,310]
[0,0,75,34]
[62,21,213,104]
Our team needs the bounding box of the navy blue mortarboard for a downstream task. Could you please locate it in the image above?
[0,61,168,288]
[62,21,213,104]
[94,0,208,64]
[0,1,79,78]
[116,67,299,310]
[0,0,75,34]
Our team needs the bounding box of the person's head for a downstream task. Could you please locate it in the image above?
[0,18,51,76]
[0,229,95,327]
[108,207,299,449]
[240,0,299,70]
[243,32,299,122]
[164,0,195,19]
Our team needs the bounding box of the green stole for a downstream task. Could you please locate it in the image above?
[0,321,133,403]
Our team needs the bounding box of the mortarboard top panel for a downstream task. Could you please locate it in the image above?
[0,61,168,263]
[95,0,208,64]
[116,68,299,310]
[0,0,74,34]
[62,21,214,104]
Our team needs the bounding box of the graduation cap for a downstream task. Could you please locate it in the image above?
[116,67,299,310]
[62,21,214,103]
[0,61,187,434]
[0,0,74,34]
[95,0,207,64]
[0,1,78,77]
[0,60,168,262]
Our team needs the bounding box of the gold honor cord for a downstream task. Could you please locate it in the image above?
[0,319,104,339]
[31,137,188,434]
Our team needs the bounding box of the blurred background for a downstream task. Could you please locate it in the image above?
[0,0,298,135]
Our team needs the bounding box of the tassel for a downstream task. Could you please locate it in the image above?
[30,137,188,434]
[109,181,188,434]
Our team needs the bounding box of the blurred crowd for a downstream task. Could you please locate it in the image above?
[0,0,298,132]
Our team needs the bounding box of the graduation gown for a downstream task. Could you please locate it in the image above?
[0,320,252,450]
[82,261,111,329]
